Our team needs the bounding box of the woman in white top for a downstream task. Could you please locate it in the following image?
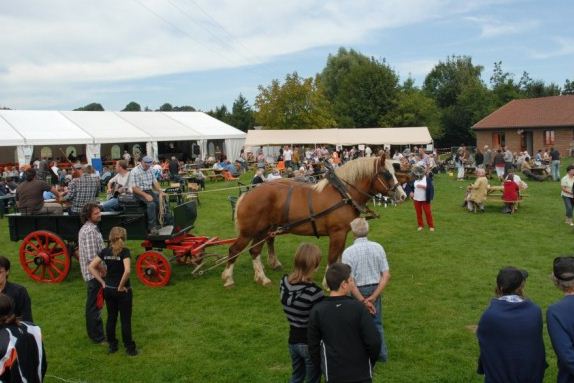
[410,165,435,231]
[560,164,574,226]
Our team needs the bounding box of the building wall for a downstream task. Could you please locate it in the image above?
[475,127,574,157]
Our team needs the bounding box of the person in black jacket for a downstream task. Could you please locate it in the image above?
[308,263,381,383]
[0,256,33,322]
[476,267,547,383]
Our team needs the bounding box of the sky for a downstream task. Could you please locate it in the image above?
[0,0,572,111]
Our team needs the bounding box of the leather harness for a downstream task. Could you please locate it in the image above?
[276,161,392,237]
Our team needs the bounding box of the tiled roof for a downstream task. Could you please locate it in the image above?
[473,95,574,129]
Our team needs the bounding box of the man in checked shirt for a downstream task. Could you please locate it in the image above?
[63,164,100,215]
[342,217,391,362]
[78,202,105,343]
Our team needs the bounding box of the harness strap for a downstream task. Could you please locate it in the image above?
[307,189,320,238]
[282,186,294,225]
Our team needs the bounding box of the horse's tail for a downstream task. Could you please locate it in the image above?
[234,193,247,233]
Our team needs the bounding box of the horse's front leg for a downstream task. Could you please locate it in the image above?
[323,229,348,289]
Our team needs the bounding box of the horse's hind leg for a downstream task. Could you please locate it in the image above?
[251,234,272,286]
[222,235,251,288]
[267,237,282,270]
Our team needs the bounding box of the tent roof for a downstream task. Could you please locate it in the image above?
[244,127,432,147]
[0,111,245,146]
[116,112,202,141]
[61,111,151,144]
[0,110,93,145]
[164,112,246,139]
[0,115,25,146]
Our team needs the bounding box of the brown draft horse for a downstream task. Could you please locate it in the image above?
[221,154,407,287]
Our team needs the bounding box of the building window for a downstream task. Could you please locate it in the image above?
[492,132,505,148]
[544,130,555,145]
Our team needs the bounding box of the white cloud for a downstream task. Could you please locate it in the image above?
[529,37,574,59]
[465,16,538,38]
[393,59,438,79]
[0,0,507,89]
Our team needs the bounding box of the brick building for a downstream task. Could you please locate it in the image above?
[472,95,574,157]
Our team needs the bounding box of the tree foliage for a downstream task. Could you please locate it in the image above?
[228,93,255,132]
[320,48,399,128]
[255,72,335,129]
[122,101,141,112]
[423,56,493,146]
[207,105,231,123]
[563,79,574,95]
[158,103,173,112]
[381,79,442,139]
[74,102,104,111]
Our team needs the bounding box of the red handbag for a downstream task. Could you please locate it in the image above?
[96,287,105,309]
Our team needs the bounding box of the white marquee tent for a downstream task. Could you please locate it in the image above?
[244,127,432,147]
[0,111,246,165]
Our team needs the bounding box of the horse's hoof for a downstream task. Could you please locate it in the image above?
[271,262,283,271]
[223,280,235,288]
[255,277,272,286]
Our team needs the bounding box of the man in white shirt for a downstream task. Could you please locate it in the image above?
[342,217,391,362]
[365,146,372,157]
[283,146,293,170]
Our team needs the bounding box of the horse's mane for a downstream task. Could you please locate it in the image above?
[313,157,381,192]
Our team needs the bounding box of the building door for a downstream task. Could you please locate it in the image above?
[520,131,533,155]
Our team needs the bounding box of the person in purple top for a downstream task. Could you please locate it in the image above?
[547,256,574,383]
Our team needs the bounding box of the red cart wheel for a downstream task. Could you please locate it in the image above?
[136,251,172,287]
[19,231,70,283]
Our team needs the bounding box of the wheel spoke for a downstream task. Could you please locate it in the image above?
[31,264,41,275]
[46,266,55,280]
[49,262,63,275]
[41,265,47,279]
[52,258,66,265]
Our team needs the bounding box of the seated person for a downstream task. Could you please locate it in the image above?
[465,168,488,212]
[267,169,282,181]
[189,168,205,190]
[252,169,265,185]
[102,160,130,212]
[502,173,520,213]
[62,165,100,215]
[521,159,546,182]
[130,156,164,234]
[15,168,62,215]
[222,161,239,177]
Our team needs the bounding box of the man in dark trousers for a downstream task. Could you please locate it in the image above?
[308,263,381,383]
[547,256,574,383]
[476,267,547,383]
[0,256,33,322]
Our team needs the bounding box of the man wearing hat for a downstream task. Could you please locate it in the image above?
[130,156,163,234]
[476,267,547,383]
[547,256,574,383]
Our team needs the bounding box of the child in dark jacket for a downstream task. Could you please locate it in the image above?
[308,263,381,383]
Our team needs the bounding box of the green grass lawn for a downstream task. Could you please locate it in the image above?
[2,164,573,382]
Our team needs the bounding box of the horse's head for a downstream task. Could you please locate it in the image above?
[372,154,407,203]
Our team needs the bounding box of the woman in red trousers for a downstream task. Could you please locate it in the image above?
[409,165,435,231]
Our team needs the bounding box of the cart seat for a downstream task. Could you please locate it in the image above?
[146,225,175,241]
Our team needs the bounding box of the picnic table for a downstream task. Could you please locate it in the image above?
[200,168,224,182]
[530,166,551,179]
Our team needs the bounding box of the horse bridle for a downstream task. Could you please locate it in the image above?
[340,158,399,203]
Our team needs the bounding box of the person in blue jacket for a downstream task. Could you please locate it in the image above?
[547,256,574,383]
[476,267,547,383]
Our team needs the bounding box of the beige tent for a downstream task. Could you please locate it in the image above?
[244,127,432,147]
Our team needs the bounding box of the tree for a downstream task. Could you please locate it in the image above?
[490,61,521,107]
[207,105,231,124]
[518,72,561,98]
[381,81,442,139]
[122,101,141,112]
[320,48,399,128]
[158,103,173,112]
[74,102,104,111]
[255,72,336,129]
[423,56,492,146]
[563,79,574,95]
[173,105,196,111]
[228,93,255,132]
